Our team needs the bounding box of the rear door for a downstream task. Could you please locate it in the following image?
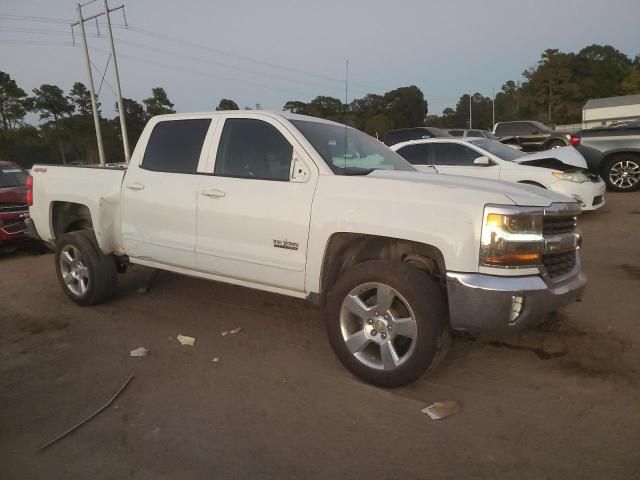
[121,117,215,269]
[429,142,500,180]
[195,115,317,292]
[394,143,437,173]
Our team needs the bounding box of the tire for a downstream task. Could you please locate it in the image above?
[55,230,117,306]
[326,260,449,388]
[545,139,566,149]
[601,154,640,192]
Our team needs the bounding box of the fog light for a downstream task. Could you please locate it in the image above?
[510,295,524,323]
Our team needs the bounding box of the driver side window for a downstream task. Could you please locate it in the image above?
[215,118,293,181]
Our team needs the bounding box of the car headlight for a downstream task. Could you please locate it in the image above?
[552,171,588,183]
[480,205,545,267]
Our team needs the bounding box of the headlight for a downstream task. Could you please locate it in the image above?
[552,171,588,183]
[480,206,544,267]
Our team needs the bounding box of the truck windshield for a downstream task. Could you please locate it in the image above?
[0,167,28,188]
[470,139,528,161]
[291,120,415,175]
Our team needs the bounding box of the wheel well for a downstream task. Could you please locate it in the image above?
[51,202,93,240]
[518,180,546,189]
[320,233,446,296]
[600,151,640,174]
[544,138,567,148]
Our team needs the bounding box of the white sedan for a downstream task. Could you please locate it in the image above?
[391,137,606,211]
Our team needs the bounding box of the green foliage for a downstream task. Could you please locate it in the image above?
[69,82,98,117]
[216,98,239,111]
[32,84,74,122]
[143,87,175,117]
[0,71,29,130]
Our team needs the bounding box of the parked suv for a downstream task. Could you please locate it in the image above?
[383,127,451,146]
[0,161,30,246]
[493,121,571,151]
[572,123,640,191]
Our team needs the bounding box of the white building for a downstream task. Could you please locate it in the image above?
[582,94,640,128]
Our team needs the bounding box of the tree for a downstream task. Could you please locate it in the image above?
[216,98,239,111]
[69,82,98,116]
[307,96,343,118]
[143,87,175,117]
[0,71,29,130]
[283,100,308,114]
[383,86,427,129]
[116,98,147,149]
[621,69,640,94]
[32,84,74,164]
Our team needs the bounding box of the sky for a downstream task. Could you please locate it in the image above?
[1,0,639,121]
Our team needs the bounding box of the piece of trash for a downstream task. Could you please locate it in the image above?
[421,400,462,420]
[129,347,148,357]
[221,326,242,336]
[176,334,196,346]
[212,357,219,363]
[39,375,134,452]
[137,287,148,295]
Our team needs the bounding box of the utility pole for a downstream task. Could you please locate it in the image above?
[469,93,472,129]
[75,3,105,166]
[104,0,130,164]
[72,1,128,166]
[492,88,495,129]
[548,77,552,124]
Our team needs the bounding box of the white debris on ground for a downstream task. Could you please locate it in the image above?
[129,347,149,357]
[212,357,219,363]
[176,334,196,346]
[221,326,243,336]
[421,401,462,420]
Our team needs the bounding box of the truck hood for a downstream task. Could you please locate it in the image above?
[368,169,575,207]
[513,146,588,170]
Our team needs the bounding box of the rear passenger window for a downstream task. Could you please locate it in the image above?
[396,144,430,165]
[215,119,293,181]
[142,119,211,173]
[449,130,464,137]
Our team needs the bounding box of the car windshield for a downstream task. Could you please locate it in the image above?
[0,167,28,188]
[469,139,528,161]
[291,120,415,175]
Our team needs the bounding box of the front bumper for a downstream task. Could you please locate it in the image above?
[549,179,606,211]
[446,269,586,333]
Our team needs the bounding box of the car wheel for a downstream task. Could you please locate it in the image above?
[326,260,449,387]
[546,140,566,149]
[55,230,117,306]
[602,155,640,192]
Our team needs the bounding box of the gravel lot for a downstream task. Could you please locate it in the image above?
[1,192,639,479]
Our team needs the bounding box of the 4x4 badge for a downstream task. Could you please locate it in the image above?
[273,239,299,250]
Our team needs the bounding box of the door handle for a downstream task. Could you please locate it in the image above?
[201,189,226,198]
[126,182,145,191]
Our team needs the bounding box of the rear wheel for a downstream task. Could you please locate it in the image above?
[602,155,640,192]
[55,230,117,306]
[326,260,449,387]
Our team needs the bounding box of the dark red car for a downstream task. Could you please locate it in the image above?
[0,161,30,246]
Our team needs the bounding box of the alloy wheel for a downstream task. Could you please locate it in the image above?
[609,160,640,189]
[59,245,89,296]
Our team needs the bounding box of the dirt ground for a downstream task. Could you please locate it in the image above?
[1,192,639,479]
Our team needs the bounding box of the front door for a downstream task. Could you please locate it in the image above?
[195,116,316,292]
[429,142,500,180]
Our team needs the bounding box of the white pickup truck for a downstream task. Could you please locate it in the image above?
[27,111,586,387]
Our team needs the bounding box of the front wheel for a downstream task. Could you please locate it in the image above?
[326,260,449,387]
[55,230,117,306]
[602,155,640,192]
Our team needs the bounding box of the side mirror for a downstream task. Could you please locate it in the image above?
[531,129,540,135]
[290,153,310,183]
[473,156,491,166]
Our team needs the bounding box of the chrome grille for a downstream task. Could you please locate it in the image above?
[543,215,576,235]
